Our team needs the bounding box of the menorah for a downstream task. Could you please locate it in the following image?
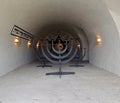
[38,33,79,78]
[35,47,52,68]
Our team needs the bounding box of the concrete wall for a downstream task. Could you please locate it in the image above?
[110,11,120,37]
[88,0,120,76]
[88,9,120,76]
[89,22,120,75]
[0,2,35,76]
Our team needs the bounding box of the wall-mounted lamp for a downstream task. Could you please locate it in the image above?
[27,40,32,48]
[96,34,102,45]
[36,41,40,49]
[11,25,34,47]
[14,36,21,46]
[78,44,81,49]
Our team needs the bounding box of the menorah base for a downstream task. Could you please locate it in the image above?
[36,65,52,68]
[46,72,75,77]
[69,64,84,67]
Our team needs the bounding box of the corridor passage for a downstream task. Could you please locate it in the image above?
[0,62,120,103]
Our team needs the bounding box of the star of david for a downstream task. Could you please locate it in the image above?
[48,33,69,46]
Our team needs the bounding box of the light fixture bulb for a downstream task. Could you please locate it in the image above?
[27,40,32,48]
[36,41,40,49]
[14,38,19,43]
[78,44,81,48]
[96,34,102,45]
[14,36,21,46]
[97,38,101,42]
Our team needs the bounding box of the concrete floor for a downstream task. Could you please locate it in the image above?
[0,62,120,103]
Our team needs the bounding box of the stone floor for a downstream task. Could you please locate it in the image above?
[0,62,120,103]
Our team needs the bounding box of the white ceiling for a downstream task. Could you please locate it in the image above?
[0,0,119,39]
[105,0,120,15]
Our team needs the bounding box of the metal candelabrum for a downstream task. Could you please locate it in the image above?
[39,38,78,78]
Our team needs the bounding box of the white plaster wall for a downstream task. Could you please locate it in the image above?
[89,23,120,75]
[0,2,35,76]
[104,0,120,37]
[107,11,120,38]
[88,0,120,76]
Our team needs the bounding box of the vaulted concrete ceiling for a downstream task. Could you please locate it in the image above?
[105,0,120,14]
[1,0,119,39]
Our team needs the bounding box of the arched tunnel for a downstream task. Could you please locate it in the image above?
[0,0,120,102]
